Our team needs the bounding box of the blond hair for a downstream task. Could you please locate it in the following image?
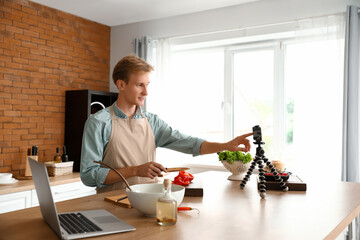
[112,55,154,85]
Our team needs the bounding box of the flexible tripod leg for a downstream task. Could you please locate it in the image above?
[240,159,257,189]
[264,159,289,192]
[257,156,266,199]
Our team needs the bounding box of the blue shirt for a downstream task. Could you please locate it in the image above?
[80,103,205,189]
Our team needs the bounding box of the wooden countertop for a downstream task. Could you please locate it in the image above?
[0,173,81,195]
[1,171,360,240]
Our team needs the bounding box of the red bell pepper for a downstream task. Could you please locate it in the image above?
[172,171,194,186]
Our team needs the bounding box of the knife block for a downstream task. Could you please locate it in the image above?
[25,156,38,176]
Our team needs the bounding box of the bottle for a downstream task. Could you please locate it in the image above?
[61,145,69,162]
[156,179,177,226]
[53,147,62,163]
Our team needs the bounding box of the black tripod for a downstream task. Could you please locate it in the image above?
[240,139,289,199]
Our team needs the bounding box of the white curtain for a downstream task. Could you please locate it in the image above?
[342,5,360,240]
[290,14,345,180]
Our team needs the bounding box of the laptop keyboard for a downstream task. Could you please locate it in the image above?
[59,213,103,234]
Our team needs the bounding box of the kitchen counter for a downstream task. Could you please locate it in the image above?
[0,173,81,195]
[1,171,360,240]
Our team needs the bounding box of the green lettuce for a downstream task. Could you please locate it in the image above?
[218,151,252,164]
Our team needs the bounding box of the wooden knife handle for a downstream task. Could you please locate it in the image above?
[166,167,190,172]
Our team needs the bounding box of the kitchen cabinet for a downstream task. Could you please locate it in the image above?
[0,181,96,214]
[65,90,118,171]
[0,190,31,214]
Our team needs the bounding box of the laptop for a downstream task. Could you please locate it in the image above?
[28,157,136,240]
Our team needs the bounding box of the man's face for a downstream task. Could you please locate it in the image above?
[118,71,150,107]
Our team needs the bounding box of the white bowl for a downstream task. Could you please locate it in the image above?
[222,160,251,181]
[0,173,13,182]
[126,183,185,217]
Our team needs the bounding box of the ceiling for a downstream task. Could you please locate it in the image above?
[30,0,259,27]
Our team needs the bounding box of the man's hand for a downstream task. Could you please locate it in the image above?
[224,132,253,152]
[200,132,253,155]
[135,162,167,179]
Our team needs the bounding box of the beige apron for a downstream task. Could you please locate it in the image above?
[97,105,157,193]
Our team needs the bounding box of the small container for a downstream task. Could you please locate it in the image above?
[271,160,286,171]
[54,147,62,163]
[45,161,74,176]
[156,179,177,226]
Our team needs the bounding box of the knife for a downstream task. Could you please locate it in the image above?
[165,167,190,172]
[115,196,128,202]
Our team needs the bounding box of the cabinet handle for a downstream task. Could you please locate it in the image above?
[54,188,81,195]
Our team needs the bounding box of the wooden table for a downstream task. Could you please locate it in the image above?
[1,171,360,240]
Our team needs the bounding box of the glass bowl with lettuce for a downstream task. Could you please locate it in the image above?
[218,151,252,181]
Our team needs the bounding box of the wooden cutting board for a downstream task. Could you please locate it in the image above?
[257,174,307,191]
[184,180,203,197]
[104,194,132,208]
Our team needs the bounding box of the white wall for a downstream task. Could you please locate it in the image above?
[110,0,358,91]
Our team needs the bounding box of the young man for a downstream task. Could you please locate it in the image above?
[80,55,252,193]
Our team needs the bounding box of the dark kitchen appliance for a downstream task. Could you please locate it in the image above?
[65,90,118,172]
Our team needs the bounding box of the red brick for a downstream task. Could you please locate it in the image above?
[38,44,51,51]
[4,1,22,10]
[13,20,29,30]
[2,147,20,153]
[3,123,21,129]
[22,17,39,26]
[12,93,29,100]
[22,88,37,94]
[20,123,36,129]
[22,6,37,15]
[20,52,38,60]
[31,37,46,45]
[39,67,53,74]
[44,62,58,68]
[5,61,23,69]
[12,129,29,135]
[4,49,21,57]
[21,134,37,140]
[0,79,13,86]
[12,57,29,64]
[24,29,39,38]
[0,104,12,110]
[4,86,21,94]
[30,48,45,55]
[5,25,23,34]
[45,51,59,58]
[29,25,44,34]
[29,71,45,78]
[13,104,29,111]
[23,65,39,72]
[5,12,22,22]
[13,34,28,44]
[29,83,44,89]
[12,140,29,147]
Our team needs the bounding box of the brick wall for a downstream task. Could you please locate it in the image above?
[0,0,111,175]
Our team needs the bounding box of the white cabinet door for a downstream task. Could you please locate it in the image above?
[0,191,31,214]
[31,181,96,207]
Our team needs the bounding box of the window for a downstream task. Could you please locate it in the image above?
[149,16,344,180]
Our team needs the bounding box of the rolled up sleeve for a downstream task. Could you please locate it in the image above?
[80,116,110,189]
